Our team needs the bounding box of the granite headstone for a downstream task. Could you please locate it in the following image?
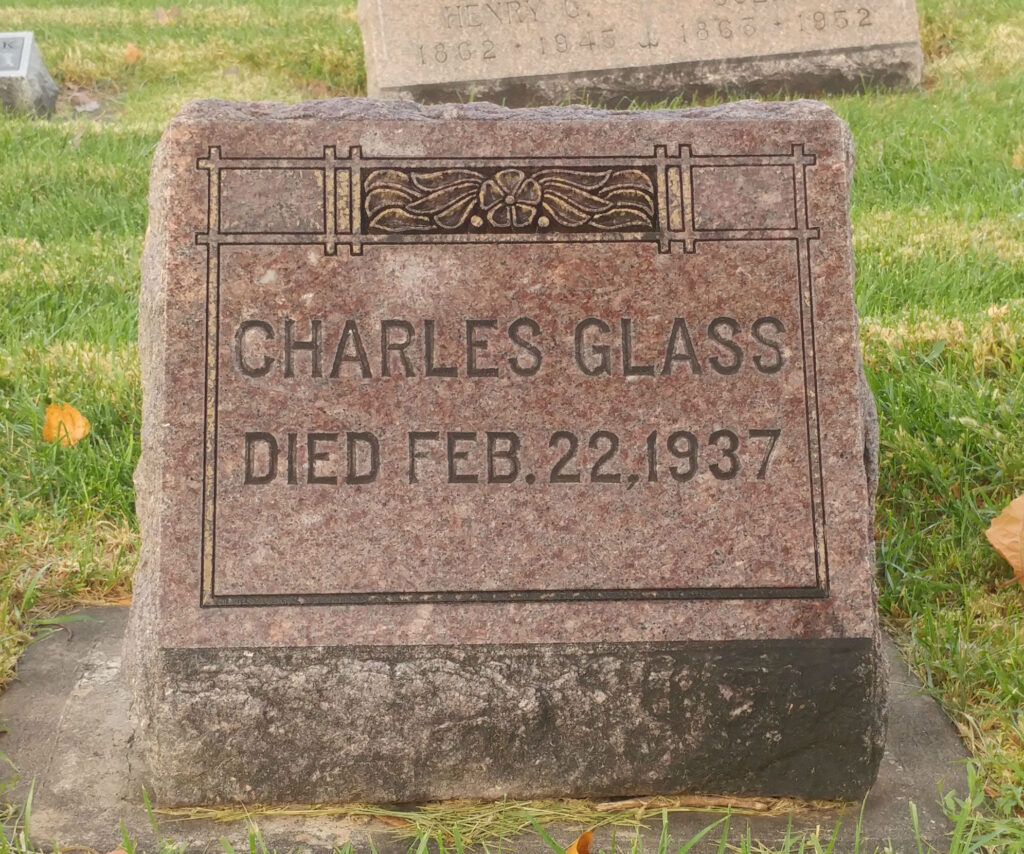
[359,0,923,105]
[127,97,885,805]
[0,32,58,116]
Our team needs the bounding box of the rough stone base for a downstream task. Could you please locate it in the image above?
[379,45,923,107]
[132,636,886,805]
[0,608,965,852]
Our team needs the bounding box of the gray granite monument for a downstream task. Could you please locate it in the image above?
[359,0,923,106]
[0,32,58,116]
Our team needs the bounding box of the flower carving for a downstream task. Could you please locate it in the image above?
[364,165,655,234]
[478,169,542,228]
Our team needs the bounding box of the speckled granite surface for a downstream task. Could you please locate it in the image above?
[127,98,884,803]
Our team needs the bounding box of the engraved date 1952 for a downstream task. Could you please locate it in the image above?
[680,5,874,44]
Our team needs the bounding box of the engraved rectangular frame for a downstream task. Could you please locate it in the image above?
[195,143,830,607]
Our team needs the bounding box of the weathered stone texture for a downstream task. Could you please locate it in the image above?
[358,0,924,106]
[127,98,884,804]
[140,639,885,805]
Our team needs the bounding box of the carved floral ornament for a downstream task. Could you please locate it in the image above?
[364,167,656,233]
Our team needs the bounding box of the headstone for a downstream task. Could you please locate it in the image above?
[126,97,886,805]
[358,0,923,106]
[0,32,58,116]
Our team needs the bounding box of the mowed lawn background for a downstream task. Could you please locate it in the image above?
[0,0,1023,846]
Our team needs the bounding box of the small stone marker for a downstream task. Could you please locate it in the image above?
[0,32,58,116]
[359,0,923,105]
[127,98,885,805]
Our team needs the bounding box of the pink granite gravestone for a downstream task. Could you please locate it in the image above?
[127,98,885,805]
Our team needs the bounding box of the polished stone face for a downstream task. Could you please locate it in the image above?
[358,0,923,104]
[127,99,885,804]
[0,35,26,73]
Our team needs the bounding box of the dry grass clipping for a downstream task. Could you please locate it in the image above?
[157,795,841,845]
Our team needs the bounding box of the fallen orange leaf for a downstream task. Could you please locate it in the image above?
[565,830,593,854]
[43,403,90,447]
[124,43,142,65]
[985,493,1024,588]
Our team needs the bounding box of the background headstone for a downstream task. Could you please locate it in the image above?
[0,32,58,116]
[127,97,885,805]
[358,0,923,106]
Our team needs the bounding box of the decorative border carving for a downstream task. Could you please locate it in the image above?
[196,144,821,254]
[365,166,656,233]
[195,144,829,608]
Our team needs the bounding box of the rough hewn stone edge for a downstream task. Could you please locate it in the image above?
[366,45,924,107]
[132,636,886,805]
[167,95,842,124]
[124,125,179,704]
[841,121,881,537]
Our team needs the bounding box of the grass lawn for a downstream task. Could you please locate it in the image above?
[0,0,1022,851]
